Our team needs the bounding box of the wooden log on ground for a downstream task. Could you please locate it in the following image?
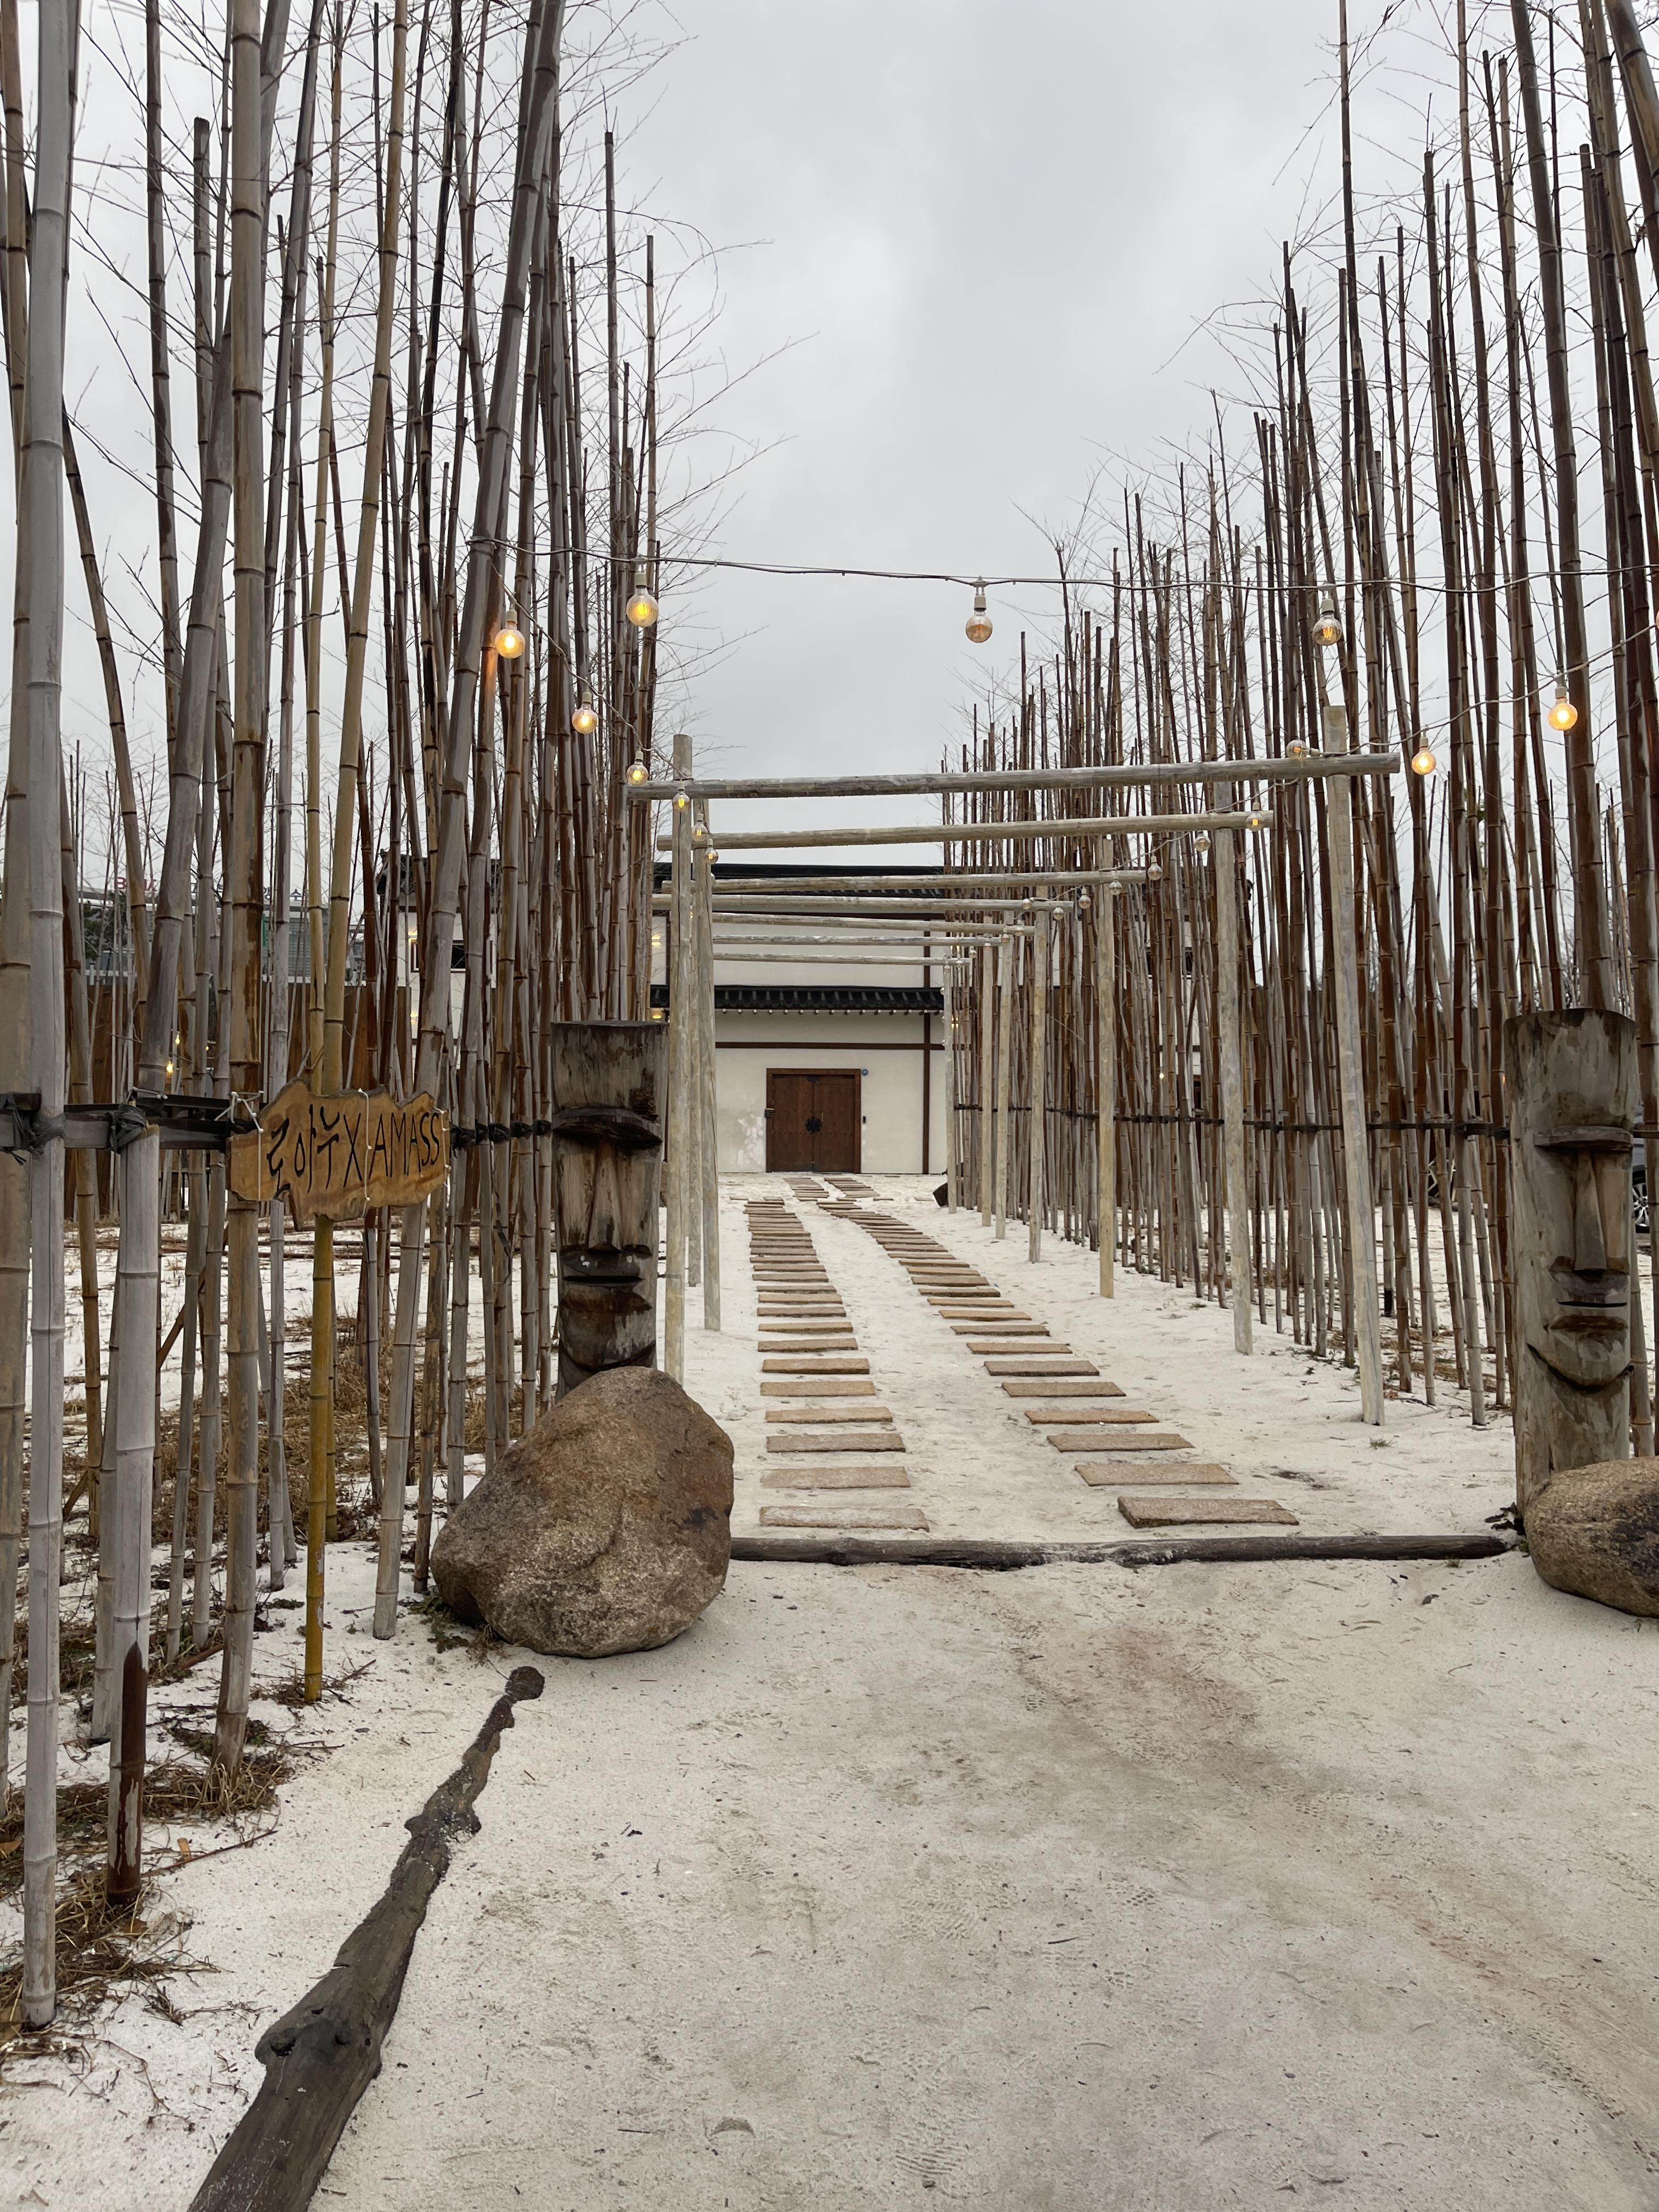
[188,1665,545,2212]
[728,1532,1515,1571]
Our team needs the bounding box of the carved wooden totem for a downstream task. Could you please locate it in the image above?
[550,1022,666,1399]
[1506,1008,1638,1519]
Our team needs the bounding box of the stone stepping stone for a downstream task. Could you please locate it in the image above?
[1051,1429,1192,1451]
[761,1465,911,1490]
[1116,1494,1297,1528]
[1076,1462,1234,1487]
[969,1339,1069,1356]
[1028,1406,1155,1425]
[952,1322,1048,1336]
[764,1356,870,1374]
[759,1339,860,1354]
[1001,1378,1125,1399]
[760,1379,877,1398]
[985,1356,1098,1376]
[768,1430,905,1454]
[768,1406,893,1423]
[760,1503,928,1530]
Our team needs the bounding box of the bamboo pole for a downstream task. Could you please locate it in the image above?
[994,930,1012,1240]
[1028,908,1051,1263]
[21,0,74,2027]
[106,1127,159,1904]
[1095,894,1116,1296]
[664,740,691,1379]
[1213,826,1252,1352]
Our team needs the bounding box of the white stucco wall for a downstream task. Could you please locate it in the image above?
[710,1011,946,1175]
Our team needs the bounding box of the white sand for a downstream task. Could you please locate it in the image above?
[5,1177,1657,2208]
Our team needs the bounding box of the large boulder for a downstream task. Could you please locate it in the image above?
[1525,1457,1659,1619]
[431,1367,733,1656]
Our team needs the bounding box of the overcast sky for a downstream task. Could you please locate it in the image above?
[622,0,1357,855]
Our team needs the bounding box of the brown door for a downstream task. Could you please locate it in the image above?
[766,1069,861,1172]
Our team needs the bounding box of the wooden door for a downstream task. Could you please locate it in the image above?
[766,1069,861,1172]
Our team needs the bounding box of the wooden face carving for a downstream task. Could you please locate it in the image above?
[1506,1009,1638,1511]
[550,1024,665,1392]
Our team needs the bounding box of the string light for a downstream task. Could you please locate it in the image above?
[1077,891,1093,915]
[1548,684,1579,731]
[1286,738,1309,759]
[965,580,993,645]
[1147,859,1165,883]
[572,692,599,735]
[494,617,526,659]
[673,789,691,810]
[1411,744,1437,776]
[626,758,648,785]
[625,572,659,628]
[1313,605,1342,649]
[1194,831,1211,855]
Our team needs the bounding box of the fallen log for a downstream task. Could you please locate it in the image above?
[188,1663,545,2212]
[728,1532,1515,1571]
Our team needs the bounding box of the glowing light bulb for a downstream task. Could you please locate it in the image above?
[625,573,659,628]
[1248,814,1265,830]
[1313,605,1342,650]
[494,619,526,660]
[1411,745,1437,777]
[1286,738,1308,759]
[965,580,993,645]
[707,849,720,866]
[572,693,599,736]
[1548,687,1579,731]
[673,789,691,811]
[626,758,648,785]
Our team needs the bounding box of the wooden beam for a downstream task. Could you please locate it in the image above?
[629,752,1401,804]
[656,811,1271,853]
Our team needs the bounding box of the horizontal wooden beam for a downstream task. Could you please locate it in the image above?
[629,751,1400,803]
[692,868,1150,890]
[657,811,1267,853]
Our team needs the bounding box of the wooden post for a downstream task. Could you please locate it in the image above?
[1095,894,1116,1297]
[1214,827,1251,1353]
[549,1024,665,1395]
[1507,1009,1638,1515]
[994,931,1012,1240]
[1028,907,1051,1263]
[663,735,691,1379]
[107,1126,160,1903]
[978,942,994,1222]
[695,817,720,1330]
[942,957,958,1209]
[1323,702,1385,1424]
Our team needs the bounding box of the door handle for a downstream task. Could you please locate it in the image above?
[805,1116,823,1133]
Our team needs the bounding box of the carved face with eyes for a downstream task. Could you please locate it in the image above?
[550,1024,665,1391]
[1510,1017,1638,1393]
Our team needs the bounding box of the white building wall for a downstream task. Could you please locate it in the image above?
[711,1009,945,1174]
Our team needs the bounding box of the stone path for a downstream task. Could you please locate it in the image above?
[746,1198,929,1534]
[833,1203,1297,1532]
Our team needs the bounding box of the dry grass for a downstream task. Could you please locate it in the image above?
[0,1872,198,2055]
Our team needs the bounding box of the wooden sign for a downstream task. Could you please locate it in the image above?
[229,1080,450,1224]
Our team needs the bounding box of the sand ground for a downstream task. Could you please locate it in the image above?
[4,1177,1656,2209]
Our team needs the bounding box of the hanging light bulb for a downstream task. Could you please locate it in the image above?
[626,757,648,786]
[1548,685,1579,731]
[625,571,659,628]
[494,616,526,660]
[1077,891,1093,915]
[1147,859,1165,883]
[1247,813,1265,830]
[673,788,691,811]
[707,848,720,866]
[965,580,993,645]
[1411,744,1437,777]
[571,692,599,736]
[1286,737,1309,759]
[1194,831,1211,856]
[1313,603,1343,650]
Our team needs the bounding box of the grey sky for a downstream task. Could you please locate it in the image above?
[624,0,1345,853]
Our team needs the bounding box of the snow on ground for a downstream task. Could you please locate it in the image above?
[3,1176,1657,2208]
